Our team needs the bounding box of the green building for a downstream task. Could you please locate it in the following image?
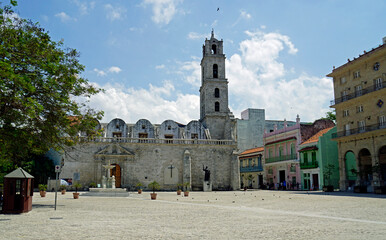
[299,126,339,190]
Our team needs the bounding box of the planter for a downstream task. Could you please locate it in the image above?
[73,192,80,199]
[40,191,46,197]
[61,190,66,195]
[184,191,189,197]
[150,193,157,200]
[322,185,334,192]
[138,189,142,194]
[177,190,182,195]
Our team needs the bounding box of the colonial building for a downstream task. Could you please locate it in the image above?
[60,31,240,191]
[299,126,339,190]
[327,37,386,193]
[239,147,264,189]
[263,117,334,189]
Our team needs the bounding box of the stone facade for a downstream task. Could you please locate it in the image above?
[200,30,235,140]
[327,37,386,192]
[60,31,240,191]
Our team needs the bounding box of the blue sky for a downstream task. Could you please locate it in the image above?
[9,0,386,124]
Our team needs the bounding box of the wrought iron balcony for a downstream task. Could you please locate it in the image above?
[265,153,297,164]
[330,82,385,106]
[240,166,263,173]
[300,161,318,169]
[78,137,235,145]
[332,123,386,139]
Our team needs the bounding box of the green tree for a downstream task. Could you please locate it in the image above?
[323,110,336,122]
[0,2,103,169]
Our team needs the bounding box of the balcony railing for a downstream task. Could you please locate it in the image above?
[330,82,385,106]
[332,123,386,139]
[240,166,263,173]
[300,161,318,169]
[265,153,297,164]
[78,137,235,145]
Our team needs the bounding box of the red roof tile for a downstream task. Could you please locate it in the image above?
[239,147,264,156]
[300,127,334,145]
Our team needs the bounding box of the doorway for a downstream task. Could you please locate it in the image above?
[279,170,285,184]
[110,164,121,188]
[258,175,263,189]
[312,174,319,190]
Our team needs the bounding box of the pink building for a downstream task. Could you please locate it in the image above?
[263,116,334,190]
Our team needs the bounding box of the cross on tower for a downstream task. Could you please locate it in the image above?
[168,164,175,178]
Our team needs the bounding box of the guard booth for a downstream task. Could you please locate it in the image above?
[2,168,34,214]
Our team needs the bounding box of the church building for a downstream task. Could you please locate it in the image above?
[60,31,240,191]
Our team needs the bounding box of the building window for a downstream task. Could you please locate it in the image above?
[345,124,350,136]
[248,158,252,167]
[358,120,365,132]
[214,88,220,98]
[379,116,386,128]
[375,78,383,90]
[343,109,349,117]
[303,152,308,164]
[311,152,316,161]
[353,70,360,79]
[340,77,346,84]
[355,85,362,97]
[15,180,21,195]
[290,143,295,156]
[215,101,220,112]
[258,155,262,167]
[211,44,217,54]
[113,132,122,138]
[213,64,218,78]
[191,133,198,139]
[167,125,171,130]
[357,105,363,113]
[142,124,146,129]
[341,90,348,101]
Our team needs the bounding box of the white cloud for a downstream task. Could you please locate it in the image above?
[226,30,332,122]
[72,0,95,15]
[156,64,165,69]
[142,0,182,25]
[108,66,122,73]
[178,60,201,87]
[187,32,208,40]
[87,81,199,123]
[211,20,218,28]
[104,4,126,21]
[93,68,106,76]
[240,10,251,19]
[55,12,76,22]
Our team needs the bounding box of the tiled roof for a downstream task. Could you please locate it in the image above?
[239,147,264,156]
[300,127,334,145]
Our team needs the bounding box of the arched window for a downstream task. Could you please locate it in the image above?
[214,88,220,98]
[213,64,218,78]
[211,44,217,54]
[215,102,220,112]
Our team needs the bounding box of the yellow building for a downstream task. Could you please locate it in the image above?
[327,37,386,193]
[239,147,265,189]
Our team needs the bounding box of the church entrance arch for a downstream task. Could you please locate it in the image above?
[345,151,356,189]
[110,164,121,188]
[378,146,386,183]
[358,148,372,187]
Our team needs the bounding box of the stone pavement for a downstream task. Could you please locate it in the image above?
[0,190,386,240]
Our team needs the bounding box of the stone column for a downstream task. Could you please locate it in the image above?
[183,150,191,190]
[230,150,240,190]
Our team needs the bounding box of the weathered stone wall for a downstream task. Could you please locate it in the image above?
[133,119,155,138]
[61,141,238,191]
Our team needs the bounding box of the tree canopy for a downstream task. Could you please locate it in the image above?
[0,2,103,169]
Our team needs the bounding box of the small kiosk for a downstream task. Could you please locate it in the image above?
[2,168,34,214]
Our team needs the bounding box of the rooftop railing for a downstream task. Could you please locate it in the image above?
[240,166,263,173]
[300,161,318,169]
[78,136,235,146]
[332,123,386,139]
[265,153,297,164]
[330,82,385,106]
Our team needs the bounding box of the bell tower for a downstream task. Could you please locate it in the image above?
[200,30,233,140]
